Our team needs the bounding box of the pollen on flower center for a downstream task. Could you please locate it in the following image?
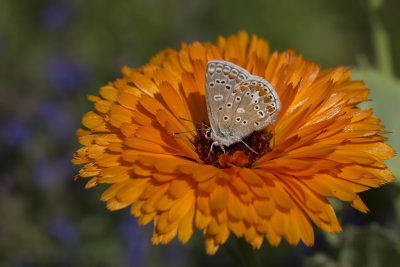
[193,129,273,168]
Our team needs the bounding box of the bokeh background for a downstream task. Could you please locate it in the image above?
[1,0,400,266]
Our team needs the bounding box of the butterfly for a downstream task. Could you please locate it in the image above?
[204,60,281,153]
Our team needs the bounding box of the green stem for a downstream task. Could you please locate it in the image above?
[368,0,394,76]
[236,237,262,267]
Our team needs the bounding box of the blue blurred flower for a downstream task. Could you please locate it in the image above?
[32,155,76,190]
[40,1,71,32]
[37,101,76,141]
[47,217,78,246]
[12,257,32,267]
[0,117,31,148]
[295,227,324,257]
[46,56,89,94]
[343,208,368,226]
[118,213,150,267]
[164,241,188,267]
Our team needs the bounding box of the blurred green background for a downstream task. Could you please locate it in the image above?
[1,0,399,266]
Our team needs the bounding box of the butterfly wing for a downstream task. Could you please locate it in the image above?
[218,76,281,141]
[205,60,251,136]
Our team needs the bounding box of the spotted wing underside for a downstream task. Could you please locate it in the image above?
[204,60,251,135]
[219,76,281,140]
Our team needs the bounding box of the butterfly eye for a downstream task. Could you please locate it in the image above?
[242,120,247,125]
[221,80,226,84]
[215,79,220,84]
[209,82,215,87]
[258,111,265,118]
[255,122,260,126]
[226,102,232,108]
[218,106,223,111]
[246,92,250,96]
[254,105,260,110]
[235,96,241,102]
[236,117,241,122]
[225,84,231,90]
[251,81,257,86]
[223,116,229,121]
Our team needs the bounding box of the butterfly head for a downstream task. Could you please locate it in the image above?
[204,128,213,139]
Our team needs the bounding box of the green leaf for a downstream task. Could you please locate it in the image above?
[351,68,400,180]
[338,224,400,267]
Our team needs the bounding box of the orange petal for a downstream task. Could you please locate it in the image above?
[210,184,229,212]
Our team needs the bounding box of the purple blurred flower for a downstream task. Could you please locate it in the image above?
[164,241,188,267]
[32,155,76,190]
[40,1,71,32]
[46,56,89,94]
[47,217,78,246]
[119,214,150,267]
[37,101,76,141]
[1,117,31,148]
[11,257,32,267]
[295,226,322,256]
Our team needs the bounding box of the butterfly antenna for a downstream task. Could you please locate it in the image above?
[240,140,259,155]
[178,117,209,129]
[172,129,202,135]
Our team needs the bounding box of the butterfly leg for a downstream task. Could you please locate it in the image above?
[220,144,226,154]
[208,141,219,158]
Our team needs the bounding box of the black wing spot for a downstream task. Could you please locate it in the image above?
[214,95,223,101]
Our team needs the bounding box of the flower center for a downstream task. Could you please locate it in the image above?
[193,130,272,168]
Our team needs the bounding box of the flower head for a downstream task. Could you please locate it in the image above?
[73,31,395,254]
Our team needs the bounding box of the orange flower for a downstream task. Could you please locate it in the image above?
[73,31,395,255]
